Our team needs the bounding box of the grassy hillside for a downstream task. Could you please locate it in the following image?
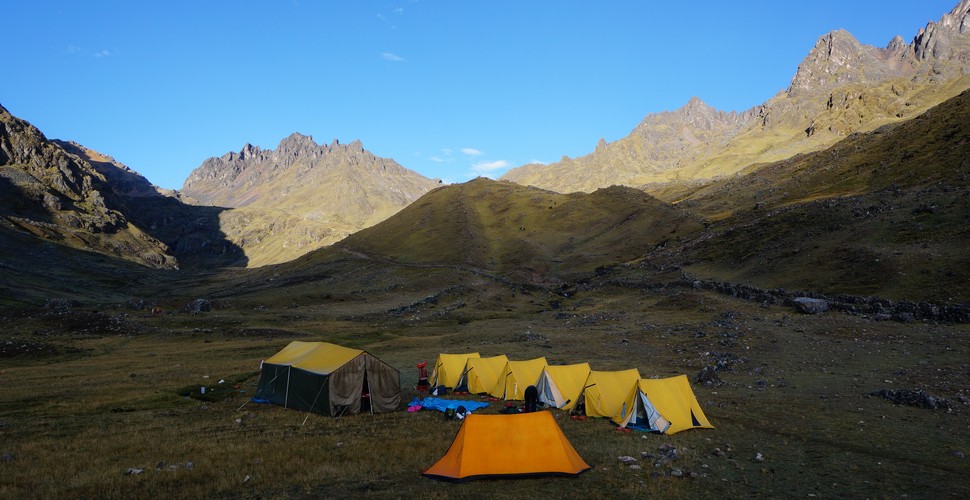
[660,89,970,303]
[332,178,704,281]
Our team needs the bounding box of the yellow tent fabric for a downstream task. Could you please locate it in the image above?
[430,352,480,388]
[535,363,591,411]
[580,368,641,419]
[638,375,714,434]
[423,411,591,481]
[457,355,509,394]
[489,357,548,400]
[264,341,362,375]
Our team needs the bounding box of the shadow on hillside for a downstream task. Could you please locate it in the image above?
[0,172,56,224]
[48,140,250,269]
[0,168,247,269]
[113,192,248,269]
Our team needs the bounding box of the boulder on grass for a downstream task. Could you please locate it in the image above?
[182,299,211,314]
[792,297,829,314]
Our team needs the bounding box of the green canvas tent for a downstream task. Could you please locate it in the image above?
[430,352,480,389]
[253,341,401,416]
[577,368,641,419]
[615,375,714,434]
[535,363,591,411]
[489,357,548,400]
[455,355,509,394]
[423,411,590,481]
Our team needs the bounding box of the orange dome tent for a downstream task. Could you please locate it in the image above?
[423,411,590,481]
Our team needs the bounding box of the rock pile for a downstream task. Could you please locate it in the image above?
[682,274,970,323]
[870,388,952,410]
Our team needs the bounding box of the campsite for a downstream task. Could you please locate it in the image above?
[1,263,968,498]
[3,3,970,496]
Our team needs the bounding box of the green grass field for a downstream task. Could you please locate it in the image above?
[2,273,967,498]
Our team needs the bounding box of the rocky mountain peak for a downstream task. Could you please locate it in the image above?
[789,1,970,94]
[788,29,873,94]
[633,96,750,137]
[887,35,908,53]
[239,143,260,160]
[179,131,440,265]
[683,95,711,113]
[679,97,724,126]
[278,132,317,154]
[502,2,970,195]
[913,0,970,64]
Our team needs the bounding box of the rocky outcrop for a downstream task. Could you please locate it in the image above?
[913,0,970,68]
[0,103,177,268]
[790,1,970,94]
[788,30,915,95]
[792,297,829,315]
[680,274,970,324]
[0,104,252,269]
[53,140,167,199]
[870,388,953,410]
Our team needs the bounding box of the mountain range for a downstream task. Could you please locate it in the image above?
[501,0,970,196]
[1,1,969,307]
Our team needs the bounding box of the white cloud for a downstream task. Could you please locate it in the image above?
[382,52,406,62]
[428,156,452,163]
[461,148,483,156]
[472,160,509,174]
[66,45,113,58]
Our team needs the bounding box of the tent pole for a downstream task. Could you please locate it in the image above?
[284,367,291,409]
[302,381,328,425]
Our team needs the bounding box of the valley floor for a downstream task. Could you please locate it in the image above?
[1,276,969,498]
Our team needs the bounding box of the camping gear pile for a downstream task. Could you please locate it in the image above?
[429,352,713,434]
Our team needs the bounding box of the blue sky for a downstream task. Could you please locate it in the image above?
[0,1,959,189]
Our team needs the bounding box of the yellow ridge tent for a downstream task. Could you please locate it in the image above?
[613,379,671,433]
[456,355,509,394]
[423,411,591,481]
[535,363,592,411]
[253,341,401,416]
[490,357,548,400]
[579,368,641,419]
[430,352,480,389]
[620,375,714,434]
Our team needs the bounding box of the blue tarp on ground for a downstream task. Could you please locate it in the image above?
[408,397,489,414]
